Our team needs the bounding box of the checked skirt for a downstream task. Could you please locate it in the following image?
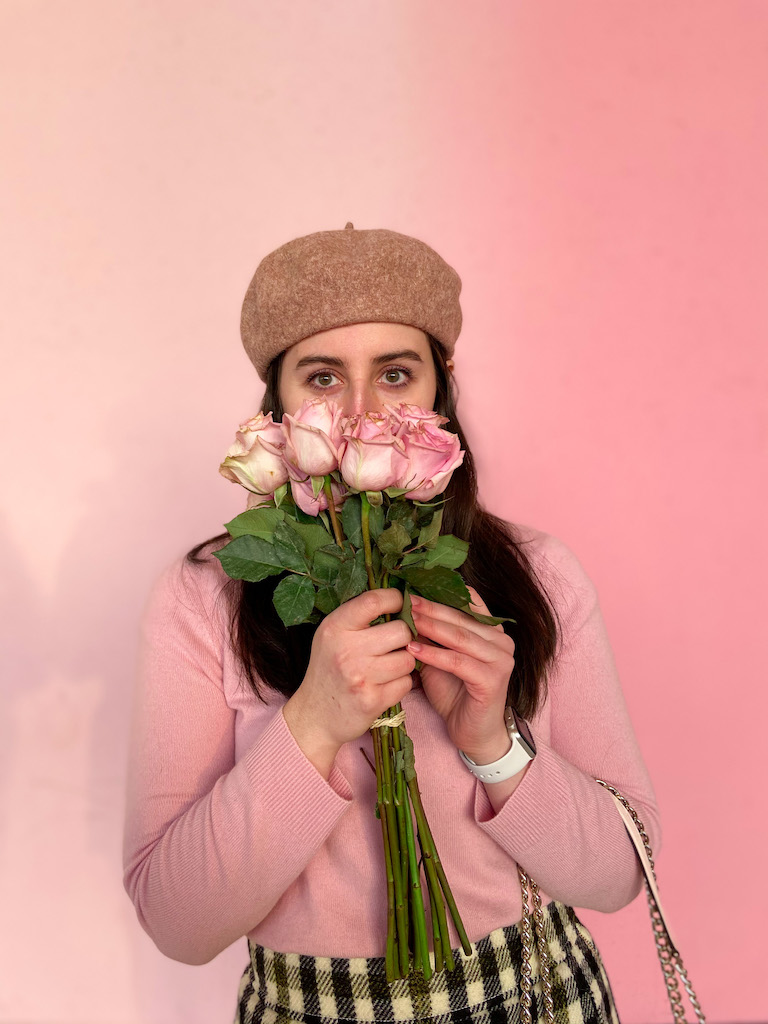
[233,901,620,1024]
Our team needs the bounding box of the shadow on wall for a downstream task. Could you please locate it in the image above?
[2,402,248,1020]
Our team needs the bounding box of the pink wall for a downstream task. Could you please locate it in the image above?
[2,2,765,1021]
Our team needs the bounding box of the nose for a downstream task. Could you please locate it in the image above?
[340,382,384,417]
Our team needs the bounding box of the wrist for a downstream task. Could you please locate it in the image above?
[282,697,341,780]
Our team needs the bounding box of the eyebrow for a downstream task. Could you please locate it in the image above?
[293,349,425,370]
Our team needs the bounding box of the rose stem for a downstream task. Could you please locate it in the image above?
[372,725,398,980]
[406,776,472,955]
[362,499,408,972]
[403,782,431,979]
[390,717,409,898]
[389,711,411,974]
[322,476,345,547]
[380,721,408,976]
[428,875,444,974]
[359,490,378,590]
[420,821,453,972]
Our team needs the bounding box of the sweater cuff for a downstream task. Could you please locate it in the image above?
[473,739,572,854]
[241,709,353,850]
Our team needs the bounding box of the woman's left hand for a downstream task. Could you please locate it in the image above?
[407,586,515,763]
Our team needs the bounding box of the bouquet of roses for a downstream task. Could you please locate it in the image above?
[216,399,512,980]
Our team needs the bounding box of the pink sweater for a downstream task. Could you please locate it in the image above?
[122,524,660,966]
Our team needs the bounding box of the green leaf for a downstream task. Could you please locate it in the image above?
[311,474,325,499]
[213,535,286,582]
[389,566,471,609]
[312,549,343,586]
[335,549,368,603]
[314,586,341,614]
[382,551,400,571]
[466,610,517,626]
[341,494,363,548]
[284,519,334,561]
[367,501,385,542]
[387,500,415,523]
[383,486,410,499]
[376,520,411,555]
[399,585,418,639]
[423,534,469,570]
[399,551,426,568]
[393,748,405,774]
[272,574,316,626]
[224,506,285,540]
[417,508,443,549]
[273,519,308,572]
[273,482,289,507]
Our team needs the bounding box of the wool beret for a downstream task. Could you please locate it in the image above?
[240,222,463,381]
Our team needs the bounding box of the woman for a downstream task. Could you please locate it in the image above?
[123,223,660,1024]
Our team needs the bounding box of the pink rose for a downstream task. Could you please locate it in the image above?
[384,402,450,431]
[290,474,349,517]
[396,420,465,500]
[282,398,344,477]
[219,412,289,495]
[338,411,411,492]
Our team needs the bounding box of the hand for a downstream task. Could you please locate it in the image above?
[407,586,515,763]
[284,588,416,759]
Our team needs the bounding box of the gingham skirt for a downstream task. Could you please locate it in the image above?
[233,902,620,1024]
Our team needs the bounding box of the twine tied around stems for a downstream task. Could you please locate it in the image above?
[370,709,407,728]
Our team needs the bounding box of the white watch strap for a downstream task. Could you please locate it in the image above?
[458,709,534,782]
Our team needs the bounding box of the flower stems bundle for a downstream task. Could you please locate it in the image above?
[216,399,510,978]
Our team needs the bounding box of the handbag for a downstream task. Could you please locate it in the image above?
[516,780,706,1024]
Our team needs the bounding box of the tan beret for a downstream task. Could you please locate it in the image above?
[240,222,463,381]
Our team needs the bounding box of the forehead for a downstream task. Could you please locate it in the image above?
[285,323,430,367]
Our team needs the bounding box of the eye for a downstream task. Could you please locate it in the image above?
[381,366,414,387]
[306,370,339,389]
[305,366,415,390]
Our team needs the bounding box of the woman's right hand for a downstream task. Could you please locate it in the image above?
[282,588,416,775]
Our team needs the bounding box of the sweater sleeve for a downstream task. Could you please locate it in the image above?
[122,554,353,965]
[473,533,661,913]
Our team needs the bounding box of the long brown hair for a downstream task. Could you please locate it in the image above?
[186,335,560,719]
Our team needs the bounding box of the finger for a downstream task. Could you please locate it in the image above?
[367,648,417,683]
[333,588,403,629]
[365,617,413,655]
[408,613,506,665]
[411,591,504,640]
[405,639,492,693]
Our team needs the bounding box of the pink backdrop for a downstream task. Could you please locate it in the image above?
[1,3,766,1021]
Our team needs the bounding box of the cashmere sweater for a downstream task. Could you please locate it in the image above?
[122,524,660,967]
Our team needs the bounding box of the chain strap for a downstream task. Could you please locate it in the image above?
[517,783,705,1024]
[595,780,706,1024]
[517,866,555,1024]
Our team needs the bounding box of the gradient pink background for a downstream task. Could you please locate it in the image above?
[2,3,766,1022]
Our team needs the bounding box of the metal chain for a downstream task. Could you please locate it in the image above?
[530,879,555,1021]
[595,780,706,1024]
[517,866,555,1024]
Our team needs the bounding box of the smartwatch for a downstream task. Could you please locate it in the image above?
[458,706,536,782]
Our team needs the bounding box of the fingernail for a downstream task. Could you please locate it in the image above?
[410,594,422,606]
[407,641,422,652]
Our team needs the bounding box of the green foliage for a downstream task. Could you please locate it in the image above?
[341,494,363,547]
[273,519,308,572]
[272,574,316,626]
[416,508,442,549]
[377,521,411,555]
[335,549,368,603]
[423,535,468,570]
[390,566,471,609]
[224,507,286,540]
[213,535,286,582]
[282,518,333,561]
[399,586,418,639]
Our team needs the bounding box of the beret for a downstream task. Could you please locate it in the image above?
[240,222,463,381]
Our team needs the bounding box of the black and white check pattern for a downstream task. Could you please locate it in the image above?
[234,902,620,1024]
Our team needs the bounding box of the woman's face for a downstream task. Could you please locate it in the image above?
[278,322,438,418]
